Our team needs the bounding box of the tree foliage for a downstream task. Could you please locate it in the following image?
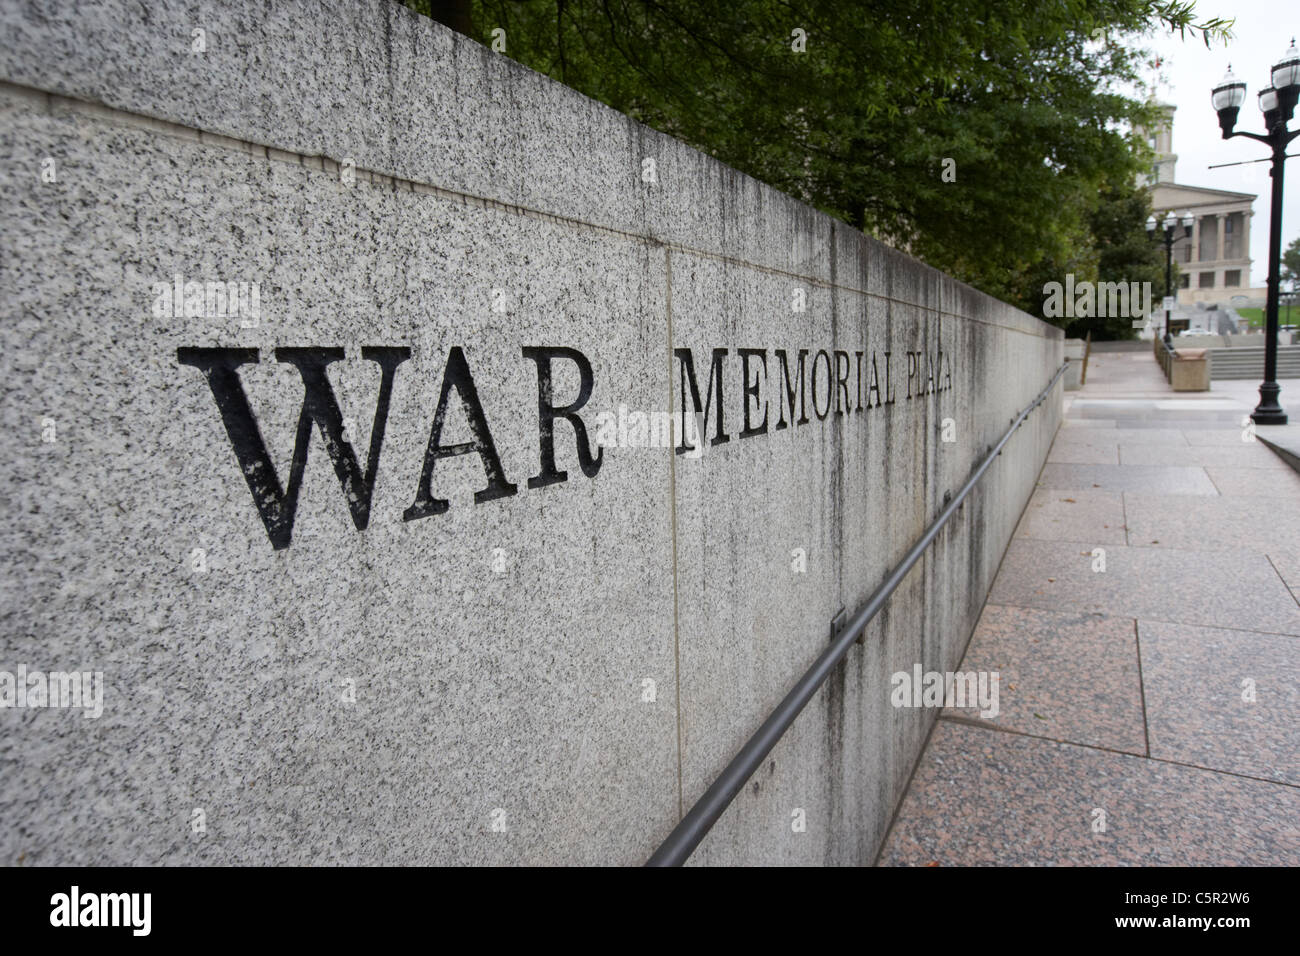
[1283,236,1300,290]
[402,0,1229,336]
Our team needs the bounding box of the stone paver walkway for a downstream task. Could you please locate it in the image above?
[879,351,1300,865]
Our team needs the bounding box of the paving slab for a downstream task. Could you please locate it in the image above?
[1122,494,1300,553]
[1266,548,1300,589]
[1184,427,1256,446]
[879,721,1300,866]
[948,605,1146,754]
[1037,463,1218,496]
[1203,379,1300,413]
[1013,488,1127,545]
[1068,402,1243,425]
[987,539,1300,636]
[1054,428,1190,446]
[883,363,1300,867]
[1047,441,1120,465]
[1118,442,1293,469]
[1138,620,1300,786]
[1204,465,1300,496]
[1258,429,1300,476]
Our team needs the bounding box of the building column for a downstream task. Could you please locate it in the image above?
[1215,212,1226,264]
[1191,216,1201,263]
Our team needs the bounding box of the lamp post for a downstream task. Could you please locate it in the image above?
[1212,42,1300,425]
[1146,210,1194,343]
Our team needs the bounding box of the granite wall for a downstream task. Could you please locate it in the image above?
[0,0,1062,865]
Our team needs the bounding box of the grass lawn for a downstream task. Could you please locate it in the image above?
[1234,307,1264,328]
[1234,304,1300,329]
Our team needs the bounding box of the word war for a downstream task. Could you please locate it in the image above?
[177,344,955,549]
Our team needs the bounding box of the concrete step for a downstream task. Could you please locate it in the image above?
[1206,345,1300,380]
[1212,359,1300,367]
[1212,370,1300,380]
[1211,370,1300,380]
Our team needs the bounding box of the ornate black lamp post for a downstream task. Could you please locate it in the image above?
[1146,210,1194,344]
[1212,41,1300,425]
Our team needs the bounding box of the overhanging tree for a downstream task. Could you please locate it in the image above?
[402,0,1229,332]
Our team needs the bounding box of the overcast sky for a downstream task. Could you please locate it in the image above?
[1146,0,1298,286]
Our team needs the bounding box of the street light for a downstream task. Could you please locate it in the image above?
[1212,40,1300,425]
[1212,65,1247,132]
[1146,209,1194,344]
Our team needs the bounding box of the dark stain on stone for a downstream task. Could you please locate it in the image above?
[824,631,847,865]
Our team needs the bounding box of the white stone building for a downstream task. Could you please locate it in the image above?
[1137,104,1264,306]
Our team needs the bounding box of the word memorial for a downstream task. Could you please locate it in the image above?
[177,342,954,549]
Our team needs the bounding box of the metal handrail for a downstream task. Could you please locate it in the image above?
[1156,335,1175,380]
[645,361,1068,866]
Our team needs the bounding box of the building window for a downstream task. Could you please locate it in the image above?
[1225,217,1234,233]
[1225,270,1241,287]
[1199,272,1216,288]
[1179,275,1191,288]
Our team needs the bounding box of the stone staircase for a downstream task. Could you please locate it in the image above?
[1209,345,1300,380]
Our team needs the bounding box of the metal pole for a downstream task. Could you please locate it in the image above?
[1253,133,1288,424]
[1164,231,1173,345]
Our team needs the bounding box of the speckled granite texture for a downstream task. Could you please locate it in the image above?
[1139,621,1300,786]
[948,605,1146,755]
[1013,488,1127,545]
[0,1,1062,864]
[881,721,1300,866]
[882,354,1300,866]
